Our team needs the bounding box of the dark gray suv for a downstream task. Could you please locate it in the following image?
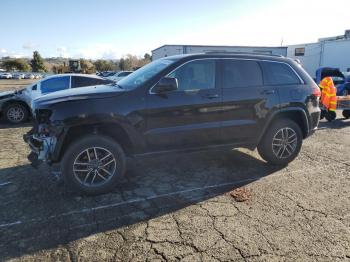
[25,53,321,195]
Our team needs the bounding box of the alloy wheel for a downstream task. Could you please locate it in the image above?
[73,147,117,187]
[272,127,298,159]
[7,106,25,123]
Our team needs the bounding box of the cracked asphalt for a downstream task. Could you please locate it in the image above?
[0,115,349,261]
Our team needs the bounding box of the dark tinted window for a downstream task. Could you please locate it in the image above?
[261,61,301,85]
[169,60,216,91]
[71,76,113,88]
[32,84,37,90]
[41,76,70,94]
[222,60,263,88]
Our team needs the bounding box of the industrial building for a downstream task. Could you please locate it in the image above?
[152,30,350,78]
[287,30,350,77]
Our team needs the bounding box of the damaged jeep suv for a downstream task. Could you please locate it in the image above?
[24,53,321,195]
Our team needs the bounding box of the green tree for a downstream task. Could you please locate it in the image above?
[144,53,152,61]
[2,59,31,72]
[80,59,96,74]
[118,57,133,71]
[93,60,116,72]
[30,51,47,72]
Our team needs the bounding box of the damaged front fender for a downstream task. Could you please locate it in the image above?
[24,131,57,167]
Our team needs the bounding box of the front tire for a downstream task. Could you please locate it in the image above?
[4,103,29,124]
[258,119,303,166]
[62,135,126,195]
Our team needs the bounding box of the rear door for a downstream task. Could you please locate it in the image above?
[219,59,279,144]
[260,61,304,105]
[144,59,223,151]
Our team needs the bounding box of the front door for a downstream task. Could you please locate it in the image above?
[144,59,222,151]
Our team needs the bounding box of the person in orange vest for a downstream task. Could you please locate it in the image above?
[319,77,337,112]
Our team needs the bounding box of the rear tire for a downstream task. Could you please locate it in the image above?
[4,103,29,124]
[61,135,126,195]
[342,110,350,119]
[258,119,303,166]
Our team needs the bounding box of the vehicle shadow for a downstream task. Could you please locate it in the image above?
[0,149,283,260]
[0,119,32,130]
[318,118,350,130]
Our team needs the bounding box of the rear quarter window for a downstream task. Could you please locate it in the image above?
[260,61,301,86]
[71,76,113,88]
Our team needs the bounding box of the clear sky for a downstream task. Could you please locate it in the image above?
[1,0,349,59]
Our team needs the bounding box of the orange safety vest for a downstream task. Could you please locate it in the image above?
[319,77,337,111]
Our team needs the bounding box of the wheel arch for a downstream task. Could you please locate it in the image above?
[2,99,31,115]
[258,108,309,144]
[56,122,135,162]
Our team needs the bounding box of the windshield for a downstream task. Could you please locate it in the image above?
[118,59,175,90]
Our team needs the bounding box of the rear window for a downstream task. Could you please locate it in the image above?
[260,61,301,85]
[222,60,263,88]
[71,76,113,88]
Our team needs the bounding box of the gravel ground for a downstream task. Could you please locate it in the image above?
[0,116,349,262]
[0,79,37,92]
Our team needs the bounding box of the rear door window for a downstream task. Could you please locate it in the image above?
[71,76,113,88]
[40,76,70,94]
[222,60,263,88]
[260,61,301,85]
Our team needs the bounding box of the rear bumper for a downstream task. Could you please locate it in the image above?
[306,110,321,138]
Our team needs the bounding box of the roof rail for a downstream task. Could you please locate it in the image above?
[203,51,284,57]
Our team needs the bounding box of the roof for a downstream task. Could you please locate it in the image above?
[44,73,103,80]
[152,44,287,52]
[158,52,289,63]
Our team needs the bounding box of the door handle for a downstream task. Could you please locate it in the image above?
[204,94,220,99]
[261,89,275,95]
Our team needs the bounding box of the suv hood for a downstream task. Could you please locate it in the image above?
[34,84,126,106]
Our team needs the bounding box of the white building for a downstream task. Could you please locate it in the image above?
[152,30,350,78]
[287,30,350,78]
[152,45,287,60]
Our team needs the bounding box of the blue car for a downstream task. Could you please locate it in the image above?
[316,67,350,120]
[316,67,350,96]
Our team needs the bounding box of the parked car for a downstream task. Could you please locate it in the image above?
[24,73,35,79]
[24,53,321,195]
[102,71,116,77]
[12,73,25,79]
[106,71,133,82]
[316,67,350,96]
[0,74,114,124]
[0,73,12,79]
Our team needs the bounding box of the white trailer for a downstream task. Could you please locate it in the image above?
[288,33,350,78]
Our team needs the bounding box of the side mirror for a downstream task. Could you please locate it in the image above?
[153,77,178,93]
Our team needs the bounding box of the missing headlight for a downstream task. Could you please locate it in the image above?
[35,109,52,124]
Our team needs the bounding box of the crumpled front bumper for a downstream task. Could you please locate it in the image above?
[23,130,57,167]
